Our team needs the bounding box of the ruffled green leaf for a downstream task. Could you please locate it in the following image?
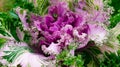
[56,42,84,67]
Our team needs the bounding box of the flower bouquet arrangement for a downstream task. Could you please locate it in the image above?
[0,0,120,67]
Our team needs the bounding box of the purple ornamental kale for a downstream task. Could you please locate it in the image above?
[32,2,89,55]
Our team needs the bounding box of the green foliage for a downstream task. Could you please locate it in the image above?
[106,0,120,29]
[23,31,31,44]
[0,11,22,41]
[108,0,120,16]
[0,0,35,41]
[0,0,34,12]
[76,41,102,67]
[68,1,74,11]
[117,34,120,44]
[34,0,50,15]
[109,13,120,29]
[63,55,84,67]
[0,20,11,36]
[56,43,84,67]
[57,41,102,67]
[81,47,101,67]
[57,51,84,67]
[14,0,34,11]
[100,51,120,67]
[3,46,32,63]
[0,38,6,48]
